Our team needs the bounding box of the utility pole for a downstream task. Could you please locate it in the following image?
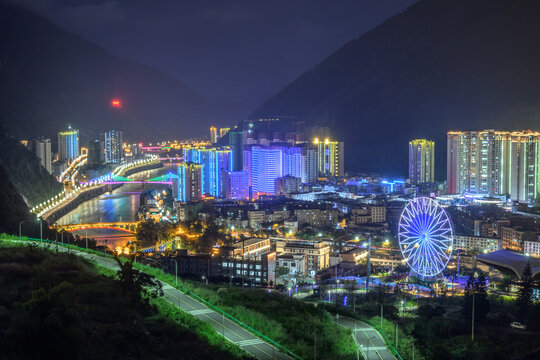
[171,258,178,285]
[395,322,398,347]
[376,302,383,329]
[39,218,43,248]
[85,230,88,249]
[471,287,475,341]
[366,237,371,292]
[314,334,316,360]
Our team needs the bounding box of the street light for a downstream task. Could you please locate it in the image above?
[37,217,43,248]
[18,220,29,238]
[376,302,383,329]
[170,259,178,285]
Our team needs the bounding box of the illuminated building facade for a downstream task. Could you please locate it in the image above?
[210,126,218,144]
[447,130,510,194]
[447,130,539,202]
[251,146,283,194]
[177,163,202,202]
[510,131,540,202]
[181,146,231,197]
[102,130,124,164]
[222,171,249,199]
[314,138,344,177]
[58,128,79,162]
[303,148,318,183]
[229,128,243,171]
[409,139,434,184]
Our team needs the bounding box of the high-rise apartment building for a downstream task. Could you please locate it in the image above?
[314,138,344,177]
[219,127,230,139]
[251,146,283,195]
[222,171,249,199]
[87,140,103,168]
[58,128,79,162]
[210,126,218,144]
[177,163,202,202]
[447,130,540,203]
[447,130,510,194]
[275,176,301,195]
[509,131,540,202]
[102,130,124,164]
[303,148,318,183]
[229,128,243,172]
[409,139,435,184]
[29,138,52,174]
[30,138,52,174]
[181,146,231,197]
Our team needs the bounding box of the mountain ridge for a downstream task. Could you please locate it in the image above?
[0,2,241,143]
[252,0,540,178]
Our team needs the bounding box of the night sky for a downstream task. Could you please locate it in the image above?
[12,0,416,109]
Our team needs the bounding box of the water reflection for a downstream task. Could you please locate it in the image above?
[57,165,174,249]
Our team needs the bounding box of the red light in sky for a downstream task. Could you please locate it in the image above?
[111,99,122,108]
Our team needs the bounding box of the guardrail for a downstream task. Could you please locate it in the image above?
[133,261,302,360]
[361,318,403,360]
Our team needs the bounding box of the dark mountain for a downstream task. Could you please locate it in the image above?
[0,3,237,143]
[252,0,540,178]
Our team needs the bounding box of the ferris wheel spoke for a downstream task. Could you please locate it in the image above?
[398,197,454,277]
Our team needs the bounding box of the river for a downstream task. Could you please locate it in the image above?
[57,165,175,250]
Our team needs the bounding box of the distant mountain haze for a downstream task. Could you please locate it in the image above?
[252,0,540,178]
[0,3,240,143]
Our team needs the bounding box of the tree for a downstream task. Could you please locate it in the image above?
[112,251,163,303]
[275,266,290,285]
[462,271,489,324]
[517,262,533,319]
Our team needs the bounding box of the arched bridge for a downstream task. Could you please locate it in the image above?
[80,173,178,185]
[52,222,141,234]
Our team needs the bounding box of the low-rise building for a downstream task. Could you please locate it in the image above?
[248,210,266,229]
[216,251,276,285]
[230,238,272,258]
[454,235,502,253]
[501,226,525,252]
[295,208,339,228]
[273,238,330,276]
[276,254,307,276]
[524,240,540,257]
[351,205,386,224]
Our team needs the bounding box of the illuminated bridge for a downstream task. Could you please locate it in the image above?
[80,173,178,185]
[52,222,141,234]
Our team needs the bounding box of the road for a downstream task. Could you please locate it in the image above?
[338,316,396,360]
[59,245,293,360]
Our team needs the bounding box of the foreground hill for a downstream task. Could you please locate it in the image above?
[0,245,245,359]
[252,0,540,177]
[0,3,233,143]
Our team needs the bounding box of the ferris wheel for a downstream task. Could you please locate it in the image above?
[398,197,453,278]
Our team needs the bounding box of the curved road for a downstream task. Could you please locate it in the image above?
[48,241,293,360]
[338,316,396,360]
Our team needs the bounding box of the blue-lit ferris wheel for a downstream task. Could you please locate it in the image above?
[398,197,453,278]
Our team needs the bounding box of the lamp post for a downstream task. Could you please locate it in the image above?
[376,302,383,329]
[18,220,28,238]
[171,259,178,285]
[38,217,43,248]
